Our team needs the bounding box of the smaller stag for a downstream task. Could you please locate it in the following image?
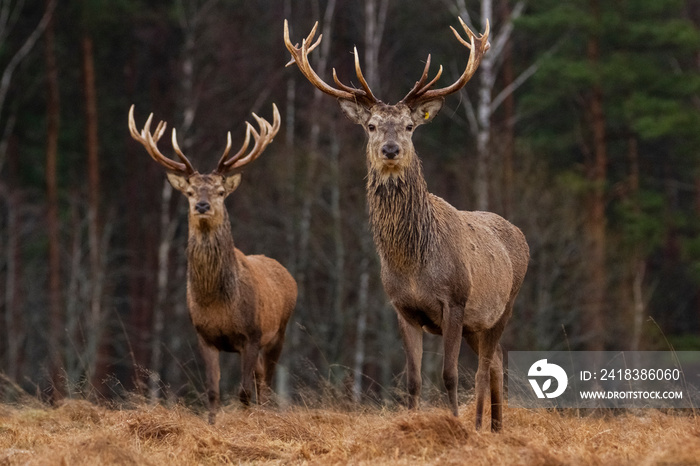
[285,18,528,431]
[128,104,297,424]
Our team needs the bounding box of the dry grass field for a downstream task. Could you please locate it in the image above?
[1,398,699,465]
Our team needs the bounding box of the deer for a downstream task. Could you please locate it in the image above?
[284,18,528,432]
[128,104,297,424]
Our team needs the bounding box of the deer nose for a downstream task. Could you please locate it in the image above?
[382,142,400,159]
[195,201,210,214]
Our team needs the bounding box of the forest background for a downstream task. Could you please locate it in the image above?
[2,0,700,406]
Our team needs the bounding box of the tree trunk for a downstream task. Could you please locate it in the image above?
[696,171,700,335]
[296,0,337,313]
[500,0,515,219]
[83,34,108,391]
[352,257,370,402]
[329,135,345,341]
[3,136,23,382]
[0,0,55,386]
[582,3,607,351]
[475,0,494,211]
[277,0,297,402]
[453,0,527,212]
[124,46,152,392]
[689,0,700,349]
[284,71,297,273]
[350,0,388,401]
[149,179,174,399]
[625,135,646,350]
[44,0,63,398]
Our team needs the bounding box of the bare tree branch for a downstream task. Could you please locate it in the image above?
[489,1,525,59]
[490,59,537,112]
[0,0,26,45]
[0,0,55,119]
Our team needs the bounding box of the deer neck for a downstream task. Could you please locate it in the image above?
[366,155,436,271]
[186,213,239,306]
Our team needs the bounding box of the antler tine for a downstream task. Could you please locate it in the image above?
[285,20,322,67]
[269,101,281,135]
[128,105,158,145]
[424,64,444,91]
[219,131,233,163]
[353,47,378,103]
[328,49,376,103]
[170,128,197,174]
[215,103,281,174]
[152,119,167,142]
[236,117,268,164]
[128,104,194,175]
[218,117,266,172]
[224,123,265,170]
[284,20,378,107]
[401,54,444,104]
[400,17,490,106]
[216,125,251,173]
[411,55,434,95]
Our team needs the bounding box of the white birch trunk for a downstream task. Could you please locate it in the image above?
[451,0,529,211]
[149,0,213,399]
[352,0,389,402]
[148,179,174,400]
[474,0,493,211]
[297,0,337,309]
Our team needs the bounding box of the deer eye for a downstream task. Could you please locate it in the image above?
[406,125,413,131]
[186,191,195,197]
[368,124,376,132]
[217,190,225,197]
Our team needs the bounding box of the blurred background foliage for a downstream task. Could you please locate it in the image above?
[1,0,700,406]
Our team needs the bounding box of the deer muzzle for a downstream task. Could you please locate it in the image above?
[382,142,400,160]
[195,200,211,214]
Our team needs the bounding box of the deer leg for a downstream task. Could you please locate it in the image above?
[473,340,490,431]
[197,336,220,424]
[262,334,285,395]
[488,303,512,432]
[254,354,268,404]
[489,344,505,432]
[474,325,506,432]
[397,313,423,410]
[239,339,261,406]
[442,304,465,417]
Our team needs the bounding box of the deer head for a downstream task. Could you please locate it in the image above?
[284,18,489,179]
[128,104,280,230]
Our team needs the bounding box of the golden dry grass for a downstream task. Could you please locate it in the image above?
[1,399,699,465]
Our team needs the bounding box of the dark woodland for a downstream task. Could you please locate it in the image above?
[2,0,700,407]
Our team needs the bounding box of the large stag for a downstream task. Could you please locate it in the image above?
[285,18,528,431]
[128,104,297,424]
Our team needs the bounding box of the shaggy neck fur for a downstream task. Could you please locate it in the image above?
[187,214,239,307]
[366,156,436,271]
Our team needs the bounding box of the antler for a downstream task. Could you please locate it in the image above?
[214,103,281,174]
[128,104,196,175]
[400,17,490,106]
[284,19,378,107]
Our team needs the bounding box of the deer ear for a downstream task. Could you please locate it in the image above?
[338,99,371,125]
[410,98,444,126]
[223,173,242,194]
[166,172,189,193]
